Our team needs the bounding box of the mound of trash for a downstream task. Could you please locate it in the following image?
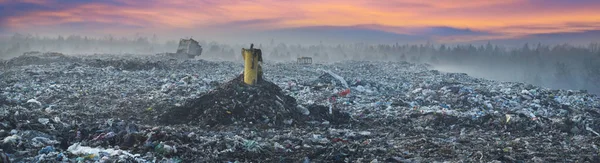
[84,58,167,71]
[159,74,350,127]
[3,52,78,67]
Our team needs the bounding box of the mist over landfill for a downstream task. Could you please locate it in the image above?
[2,0,600,162]
[2,35,599,95]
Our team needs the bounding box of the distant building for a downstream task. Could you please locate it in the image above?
[297,57,312,64]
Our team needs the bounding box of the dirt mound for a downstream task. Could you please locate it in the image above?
[159,75,350,127]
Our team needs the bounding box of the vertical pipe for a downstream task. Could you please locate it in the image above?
[242,45,259,85]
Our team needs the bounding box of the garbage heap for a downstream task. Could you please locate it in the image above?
[2,51,77,68]
[159,74,350,127]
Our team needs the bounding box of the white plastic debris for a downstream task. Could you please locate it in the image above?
[3,135,20,144]
[586,125,600,137]
[67,142,140,158]
[274,142,285,151]
[356,85,366,92]
[284,119,294,125]
[161,143,177,154]
[44,106,54,113]
[32,137,59,147]
[106,118,114,127]
[53,117,61,123]
[297,105,310,115]
[412,88,423,94]
[38,118,50,125]
[27,99,42,106]
[187,132,195,138]
[359,131,372,136]
[319,69,349,88]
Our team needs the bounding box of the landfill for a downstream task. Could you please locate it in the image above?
[1,53,600,162]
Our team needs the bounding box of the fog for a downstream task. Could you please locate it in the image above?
[1,33,599,95]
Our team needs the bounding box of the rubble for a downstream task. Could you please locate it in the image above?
[1,54,600,162]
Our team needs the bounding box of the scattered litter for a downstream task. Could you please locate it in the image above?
[37,118,50,125]
[67,143,141,159]
[359,131,372,136]
[0,55,598,162]
[26,99,42,106]
[3,135,20,144]
[586,125,600,137]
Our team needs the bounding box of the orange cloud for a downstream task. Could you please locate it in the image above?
[1,0,600,42]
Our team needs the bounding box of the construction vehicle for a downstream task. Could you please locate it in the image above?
[159,38,203,59]
[241,44,263,85]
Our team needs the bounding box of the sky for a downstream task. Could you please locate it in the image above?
[0,0,599,45]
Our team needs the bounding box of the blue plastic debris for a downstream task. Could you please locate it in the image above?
[440,103,450,109]
[0,152,9,163]
[303,157,310,163]
[98,151,110,158]
[459,87,473,94]
[38,146,55,154]
[56,152,66,161]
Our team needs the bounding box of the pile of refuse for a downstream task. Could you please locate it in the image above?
[1,53,600,162]
[159,74,350,127]
[1,51,77,68]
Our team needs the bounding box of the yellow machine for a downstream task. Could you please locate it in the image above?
[241,44,263,85]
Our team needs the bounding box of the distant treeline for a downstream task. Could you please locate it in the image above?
[265,41,600,95]
[0,33,176,57]
[1,33,599,94]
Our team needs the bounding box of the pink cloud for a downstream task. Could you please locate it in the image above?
[1,0,599,42]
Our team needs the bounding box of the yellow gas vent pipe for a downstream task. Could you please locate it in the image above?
[242,44,263,85]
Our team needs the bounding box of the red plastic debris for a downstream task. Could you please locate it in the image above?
[331,138,349,143]
[363,139,371,145]
[329,96,337,102]
[338,89,351,97]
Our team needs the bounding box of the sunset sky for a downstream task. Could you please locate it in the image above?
[1,0,599,44]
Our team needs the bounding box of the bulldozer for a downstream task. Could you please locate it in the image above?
[159,38,203,59]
